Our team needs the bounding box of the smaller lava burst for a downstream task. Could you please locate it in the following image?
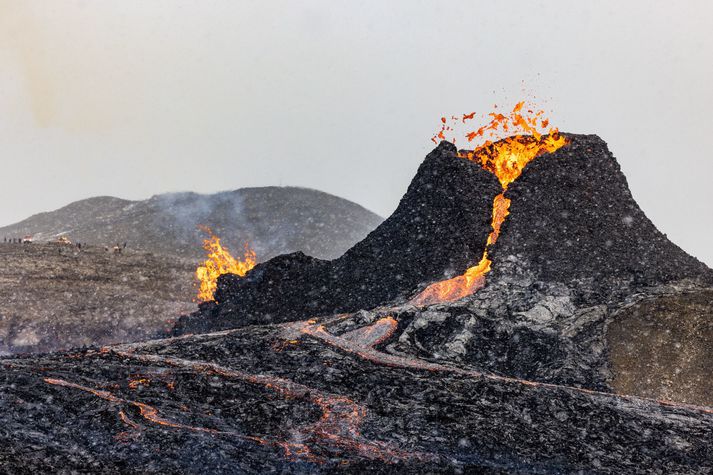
[195,226,256,302]
[412,102,567,306]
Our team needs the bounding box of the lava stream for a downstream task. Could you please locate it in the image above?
[413,103,567,306]
[43,314,713,470]
[340,316,398,347]
[110,350,428,463]
[44,377,225,435]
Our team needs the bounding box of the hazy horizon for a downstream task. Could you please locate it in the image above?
[1,0,711,265]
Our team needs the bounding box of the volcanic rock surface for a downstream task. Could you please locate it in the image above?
[488,134,713,294]
[177,135,712,329]
[1,314,711,474]
[0,186,383,261]
[175,135,713,407]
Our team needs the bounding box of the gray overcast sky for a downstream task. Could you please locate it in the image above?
[0,0,711,265]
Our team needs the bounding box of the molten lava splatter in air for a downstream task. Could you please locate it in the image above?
[195,226,257,302]
[412,102,567,306]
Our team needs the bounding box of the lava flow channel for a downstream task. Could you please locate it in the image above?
[44,377,225,435]
[44,348,431,464]
[412,103,567,306]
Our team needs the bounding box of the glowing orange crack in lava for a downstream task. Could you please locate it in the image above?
[195,226,257,302]
[44,377,224,435]
[45,345,431,464]
[412,103,567,306]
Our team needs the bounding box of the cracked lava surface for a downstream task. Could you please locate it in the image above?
[1,312,711,473]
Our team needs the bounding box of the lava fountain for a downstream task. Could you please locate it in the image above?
[411,102,567,306]
[195,226,257,302]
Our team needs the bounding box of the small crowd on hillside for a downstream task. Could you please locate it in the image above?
[2,236,128,254]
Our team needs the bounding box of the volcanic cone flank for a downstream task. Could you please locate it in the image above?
[174,141,501,332]
[488,134,713,293]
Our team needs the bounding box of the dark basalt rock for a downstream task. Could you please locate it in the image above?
[388,268,615,391]
[388,137,713,399]
[177,134,713,337]
[489,134,713,295]
[174,141,500,333]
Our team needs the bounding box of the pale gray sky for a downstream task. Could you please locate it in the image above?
[0,0,711,265]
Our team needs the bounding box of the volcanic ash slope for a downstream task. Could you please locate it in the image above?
[0,242,196,354]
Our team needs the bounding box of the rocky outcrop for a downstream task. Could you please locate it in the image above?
[388,262,713,404]
[388,271,613,390]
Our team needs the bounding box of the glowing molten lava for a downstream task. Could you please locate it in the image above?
[195,227,257,302]
[412,102,567,306]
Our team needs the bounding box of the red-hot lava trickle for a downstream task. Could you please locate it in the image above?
[411,102,568,306]
[45,343,429,465]
[43,314,713,468]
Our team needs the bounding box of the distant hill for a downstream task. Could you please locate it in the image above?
[0,187,383,261]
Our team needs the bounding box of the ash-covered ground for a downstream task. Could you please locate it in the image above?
[1,135,712,473]
[0,242,196,355]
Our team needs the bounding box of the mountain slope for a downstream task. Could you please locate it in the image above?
[2,138,712,472]
[0,187,383,261]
